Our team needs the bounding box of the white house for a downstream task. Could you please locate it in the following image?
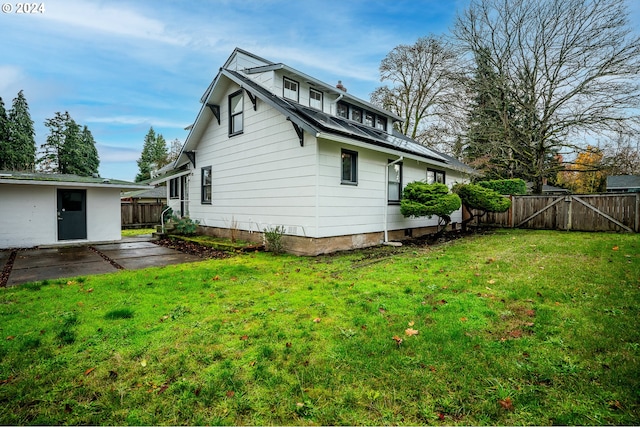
[0,172,149,249]
[153,48,477,255]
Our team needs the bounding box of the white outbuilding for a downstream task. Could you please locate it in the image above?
[0,172,150,249]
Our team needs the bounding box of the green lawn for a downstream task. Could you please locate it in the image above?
[1,229,638,425]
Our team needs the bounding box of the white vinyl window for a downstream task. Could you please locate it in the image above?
[388,161,403,204]
[284,77,299,101]
[309,88,322,110]
[229,91,243,136]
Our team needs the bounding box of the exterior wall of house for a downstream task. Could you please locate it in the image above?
[184,82,321,237]
[316,139,465,239]
[0,184,122,249]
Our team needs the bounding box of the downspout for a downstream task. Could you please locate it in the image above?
[383,156,403,244]
[330,92,344,116]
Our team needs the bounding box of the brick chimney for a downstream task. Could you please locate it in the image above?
[336,80,347,92]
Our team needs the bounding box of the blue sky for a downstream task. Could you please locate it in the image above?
[2,0,639,182]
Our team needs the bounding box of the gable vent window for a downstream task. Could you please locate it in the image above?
[229,90,243,136]
[284,77,299,102]
[309,88,323,110]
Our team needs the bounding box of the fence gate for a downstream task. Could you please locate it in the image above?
[472,193,639,233]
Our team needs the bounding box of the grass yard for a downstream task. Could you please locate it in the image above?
[0,229,638,425]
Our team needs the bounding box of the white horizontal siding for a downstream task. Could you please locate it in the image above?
[186,82,319,236]
[316,140,466,238]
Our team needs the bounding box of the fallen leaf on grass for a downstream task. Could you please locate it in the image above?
[226,390,235,398]
[509,330,523,338]
[499,397,514,410]
[437,412,445,421]
[487,279,496,284]
[405,328,419,336]
[140,359,147,367]
[392,335,403,347]
[460,317,468,322]
[408,321,415,327]
[6,336,15,341]
[84,367,95,376]
[157,384,169,394]
[313,317,321,323]
[612,246,619,251]
[240,335,249,340]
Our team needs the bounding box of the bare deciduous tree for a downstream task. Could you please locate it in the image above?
[455,0,640,193]
[370,36,466,152]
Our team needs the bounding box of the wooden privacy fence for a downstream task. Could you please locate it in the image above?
[121,201,164,227]
[468,193,639,233]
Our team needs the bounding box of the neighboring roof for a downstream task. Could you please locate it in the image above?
[606,175,640,189]
[121,186,167,199]
[0,171,149,190]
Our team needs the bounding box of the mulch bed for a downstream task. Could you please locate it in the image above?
[153,238,233,259]
[0,250,17,287]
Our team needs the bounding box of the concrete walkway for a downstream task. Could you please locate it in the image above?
[1,235,202,287]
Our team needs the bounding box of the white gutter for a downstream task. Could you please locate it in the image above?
[383,156,404,244]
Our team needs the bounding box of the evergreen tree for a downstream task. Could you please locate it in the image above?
[6,90,36,171]
[0,97,9,170]
[136,127,168,182]
[40,111,100,176]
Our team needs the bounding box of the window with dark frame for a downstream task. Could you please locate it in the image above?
[309,88,322,109]
[351,107,362,123]
[170,178,179,199]
[284,77,299,101]
[426,168,446,184]
[376,116,387,131]
[337,102,349,119]
[388,160,403,204]
[341,149,358,185]
[364,111,374,127]
[201,166,212,204]
[229,91,243,136]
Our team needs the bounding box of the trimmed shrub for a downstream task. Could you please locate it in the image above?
[477,178,527,195]
[454,183,511,213]
[400,182,462,219]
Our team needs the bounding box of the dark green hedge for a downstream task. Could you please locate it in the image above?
[453,183,511,213]
[400,182,462,218]
[477,178,527,195]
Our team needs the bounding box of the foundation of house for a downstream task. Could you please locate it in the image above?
[196,223,460,256]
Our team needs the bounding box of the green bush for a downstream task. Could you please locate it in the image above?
[400,182,461,219]
[453,183,511,213]
[172,216,200,236]
[477,178,527,195]
[263,225,285,255]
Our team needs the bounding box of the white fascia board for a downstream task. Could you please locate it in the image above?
[148,169,192,185]
[0,179,150,191]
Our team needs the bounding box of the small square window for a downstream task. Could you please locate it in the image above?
[284,77,299,102]
[427,168,446,184]
[201,166,212,204]
[310,88,322,110]
[364,111,374,127]
[351,108,362,123]
[337,102,349,119]
[341,149,358,185]
[229,91,243,136]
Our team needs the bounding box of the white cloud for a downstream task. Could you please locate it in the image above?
[85,115,190,129]
[42,0,189,46]
[0,66,24,94]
